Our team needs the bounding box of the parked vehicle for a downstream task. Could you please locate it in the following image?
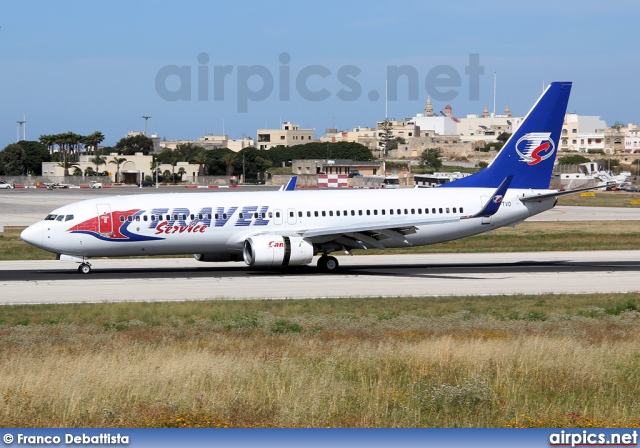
[137,180,156,187]
[0,180,13,189]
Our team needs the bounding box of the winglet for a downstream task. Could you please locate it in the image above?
[281,176,297,191]
[464,175,513,219]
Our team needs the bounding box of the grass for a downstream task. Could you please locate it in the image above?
[1,294,640,428]
[557,191,640,207]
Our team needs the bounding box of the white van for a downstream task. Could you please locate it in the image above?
[382,176,400,188]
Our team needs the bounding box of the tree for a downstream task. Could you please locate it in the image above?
[83,131,105,155]
[0,141,50,175]
[115,135,154,155]
[420,148,443,171]
[56,159,80,177]
[497,132,512,143]
[195,151,209,176]
[109,157,127,182]
[557,155,590,165]
[177,167,187,181]
[237,147,272,180]
[91,155,107,174]
[222,153,237,177]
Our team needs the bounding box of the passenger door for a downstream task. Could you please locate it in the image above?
[96,204,113,235]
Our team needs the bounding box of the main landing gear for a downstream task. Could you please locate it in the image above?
[78,262,92,274]
[317,255,339,273]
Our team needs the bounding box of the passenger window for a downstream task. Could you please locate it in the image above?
[343,210,347,216]
[460,207,464,213]
[329,211,334,216]
[358,210,362,216]
[381,210,386,215]
[314,211,319,217]
[135,215,140,221]
[215,214,220,219]
[274,212,279,218]
[120,216,125,222]
[223,213,228,219]
[239,213,244,219]
[307,211,311,217]
[289,211,294,217]
[425,208,429,214]
[198,214,203,219]
[254,212,259,218]
[150,215,155,221]
[389,209,394,215]
[336,211,340,216]
[411,209,415,214]
[404,209,408,214]
[432,208,436,214]
[439,208,443,214]
[367,210,371,215]
[453,208,457,213]
[207,213,212,219]
[269,212,273,218]
[127,216,133,222]
[166,214,171,220]
[190,214,195,220]
[446,208,450,213]
[322,211,326,217]
[418,209,422,214]
[173,215,178,220]
[143,215,148,221]
[298,211,302,217]
[397,209,401,214]
[374,210,378,215]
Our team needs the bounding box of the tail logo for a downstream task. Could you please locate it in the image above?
[492,195,503,204]
[515,132,555,166]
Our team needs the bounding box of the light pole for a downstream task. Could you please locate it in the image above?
[142,115,151,136]
[155,157,159,189]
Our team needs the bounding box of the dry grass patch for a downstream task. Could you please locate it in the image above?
[1,294,640,427]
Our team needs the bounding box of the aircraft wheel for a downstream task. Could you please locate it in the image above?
[325,256,339,272]
[318,256,339,272]
[78,263,92,274]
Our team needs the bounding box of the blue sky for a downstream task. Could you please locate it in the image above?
[2,0,639,148]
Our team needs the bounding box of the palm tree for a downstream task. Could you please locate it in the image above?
[109,157,127,183]
[177,167,187,182]
[195,151,209,177]
[56,160,80,177]
[91,155,107,175]
[84,131,105,155]
[222,153,236,177]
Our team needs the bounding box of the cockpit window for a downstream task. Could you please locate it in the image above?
[65,215,74,221]
[45,214,57,221]
[55,215,64,221]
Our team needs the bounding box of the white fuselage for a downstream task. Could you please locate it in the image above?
[21,187,556,259]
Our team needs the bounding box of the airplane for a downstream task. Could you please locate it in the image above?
[21,81,580,274]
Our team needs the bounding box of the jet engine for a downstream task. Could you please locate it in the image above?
[243,235,314,267]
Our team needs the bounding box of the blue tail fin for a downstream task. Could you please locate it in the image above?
[441,81,572,190]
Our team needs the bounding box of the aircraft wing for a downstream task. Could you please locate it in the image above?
[240,177,513,251]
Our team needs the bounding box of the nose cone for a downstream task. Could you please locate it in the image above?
[21,224,43,248]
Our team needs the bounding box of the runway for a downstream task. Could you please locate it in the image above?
[1,251,639,304]
[2,188,639,305]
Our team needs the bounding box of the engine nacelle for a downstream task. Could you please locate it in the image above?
[243,235,314,267]
[194,253,243,262]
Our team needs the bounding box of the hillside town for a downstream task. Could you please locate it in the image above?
[2,96,639,188]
